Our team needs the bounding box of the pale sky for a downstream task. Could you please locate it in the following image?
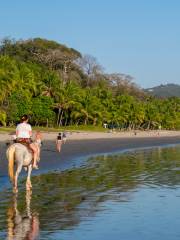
[0,0,180,88]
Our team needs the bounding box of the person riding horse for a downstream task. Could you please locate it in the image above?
[6,115,42,193]
[16,115,39,169]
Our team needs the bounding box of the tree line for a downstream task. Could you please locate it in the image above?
[0,38,179,130]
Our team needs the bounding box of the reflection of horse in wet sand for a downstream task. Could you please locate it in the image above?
[6,137,42,193]
[7,191,39,240]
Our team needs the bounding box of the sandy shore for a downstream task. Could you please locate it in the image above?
[45,130,180,140]
[0,130,180,142]
[0,130,180,177]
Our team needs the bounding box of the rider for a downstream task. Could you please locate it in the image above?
[16,115,39,169]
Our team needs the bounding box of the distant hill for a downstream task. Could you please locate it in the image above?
[144,84,180,98]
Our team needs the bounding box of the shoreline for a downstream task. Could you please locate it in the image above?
[0,130,180,142]
[0,132,180,177]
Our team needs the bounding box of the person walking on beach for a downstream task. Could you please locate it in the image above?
[157,124,162,136]
[62,131,67,144]
[16,115,39,169]
[56,132,63,152]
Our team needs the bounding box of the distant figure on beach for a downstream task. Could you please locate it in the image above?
[157,124,162,136]
[56,132,63,152]
[62,131,67,144]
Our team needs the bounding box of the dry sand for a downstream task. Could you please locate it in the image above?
[0,130,180,142]
[44,130,180,140]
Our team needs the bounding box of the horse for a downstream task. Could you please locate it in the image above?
[6,137,42,193]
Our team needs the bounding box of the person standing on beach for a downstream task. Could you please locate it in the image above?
[62,131,67,144]
[56,132,63,152]
[16,115,39,169]
[157,124,162,136]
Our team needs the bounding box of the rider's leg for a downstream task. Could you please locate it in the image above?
[29,143,38,169]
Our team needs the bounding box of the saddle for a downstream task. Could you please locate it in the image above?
[16,138,33,154]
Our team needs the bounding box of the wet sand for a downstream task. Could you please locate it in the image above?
[43,135,180,170]
[1,134,180,239]
[0,130,180,176]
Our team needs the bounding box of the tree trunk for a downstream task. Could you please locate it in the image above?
[59,110,64,126]
[84,117,87,125]
[57,108,61,126]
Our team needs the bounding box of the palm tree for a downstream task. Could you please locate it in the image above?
[54,81,81,126]
[0,56,19,104]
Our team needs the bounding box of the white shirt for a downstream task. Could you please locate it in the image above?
[16,122,32,138]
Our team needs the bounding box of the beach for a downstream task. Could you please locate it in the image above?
[1,130,180,239]
[0,129,180,142]
[0,130,180,176]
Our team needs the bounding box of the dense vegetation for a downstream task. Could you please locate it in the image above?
[0,38,179,130]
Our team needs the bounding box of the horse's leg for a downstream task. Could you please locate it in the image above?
[26,165,33,191]
[14,164,23,193]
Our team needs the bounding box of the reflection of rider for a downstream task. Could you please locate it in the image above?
[7,191,39,240]
[16,115,38,169]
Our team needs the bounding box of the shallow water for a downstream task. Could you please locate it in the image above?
[1,145,180,239]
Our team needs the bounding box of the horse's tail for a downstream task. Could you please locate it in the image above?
[7,145,15,183]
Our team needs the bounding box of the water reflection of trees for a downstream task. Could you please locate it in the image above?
[30,146,180,230]
[1,146,180,236]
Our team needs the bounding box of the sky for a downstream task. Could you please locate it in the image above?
[0,0,180,88]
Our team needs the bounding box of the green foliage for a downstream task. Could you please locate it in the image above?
[0,55,19,103]
[6,91,32,124]
[0,37,180,130]
[31,96,55,126]
[0,110,6,126]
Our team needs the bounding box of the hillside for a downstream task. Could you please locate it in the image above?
[145,84,180,98]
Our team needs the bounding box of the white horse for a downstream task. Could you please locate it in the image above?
[6,139,41,193]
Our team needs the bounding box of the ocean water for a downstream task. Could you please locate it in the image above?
[0,145,180,240]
